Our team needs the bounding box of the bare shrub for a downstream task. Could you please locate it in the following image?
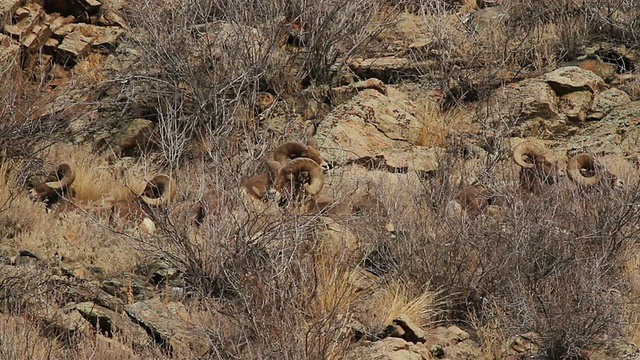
[0,51,74,169]
[143,204,371,358]
[410,0,640,108]
[388,166,640,358]
[110,0,392,171]
[0,313,65,360]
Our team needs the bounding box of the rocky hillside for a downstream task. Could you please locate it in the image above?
[1,0,640,359]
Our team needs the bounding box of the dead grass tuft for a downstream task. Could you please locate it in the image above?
[360,280,442,332]
[0,313,66,360]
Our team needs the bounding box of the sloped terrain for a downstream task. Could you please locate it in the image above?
[1,0,640,359]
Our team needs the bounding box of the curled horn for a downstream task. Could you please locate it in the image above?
[273,141,309,164]
[567,153,601,187]
[140,174,177,206]
[44,163,76,189]
[276,158,324,196]
[512,142,544,169]
[266,160,283,180]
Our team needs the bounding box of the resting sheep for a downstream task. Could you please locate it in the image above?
[566,153,624,191]
[109,174,177,232]
[242,160,283,201]
[273,157,325,202]
[28,163,76,209]
[453,184,499,217]
[512,141,563,193]
[273,139,331,172]
[242,139,329,203]
[190,139,330,224]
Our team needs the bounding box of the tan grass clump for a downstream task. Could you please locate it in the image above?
[414,98,468,147]
[361,280,442,332]
[0,159,49,236]
[0,314,66,360]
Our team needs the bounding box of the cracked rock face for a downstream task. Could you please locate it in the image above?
[315,88,438,173]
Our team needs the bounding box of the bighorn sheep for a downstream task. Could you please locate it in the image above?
[567,153,624,190]
[28,163,76,209]
[110,174,177,231]
[241,139,329,202]
[242,160,283,200]
[273,157,325,203]
[452,184,499,217]
[512,142,563,193]
[273,140,331,172]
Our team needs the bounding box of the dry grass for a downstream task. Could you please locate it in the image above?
[360,280,442,331]
[0,313,66,360]
[308,248,374,322]
[72,53,108,83]
[0,146,165,277]
[414,96,470,147]
[2,1,640,359]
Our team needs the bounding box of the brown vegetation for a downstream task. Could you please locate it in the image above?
[1,0,640,359]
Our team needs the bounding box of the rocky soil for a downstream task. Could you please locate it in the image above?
[2,0,640,359]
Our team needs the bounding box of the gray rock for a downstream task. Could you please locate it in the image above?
[125,299,211,357]
[589,88,631,120]
[57,31,93,65]
[557,90,592,123]
[502,332,543,359]
[492,79,560,122]
[390,314,427,343]
[347,56,439,83]
[72,23,125,53]
[344,337,434,360]
[60,281,126,313]
[101,276,151,303]
[560,100,640,157]
[559,57,616,82]
[75,301,151,350]
[103,43,141,73]
[315,88,438,173]
[422,326,482,360]
[485,78,566,138]
[0,0,21,25]
[41,306,91,346]
[542,66,606,95]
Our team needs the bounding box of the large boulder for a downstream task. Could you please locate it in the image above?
[561,100,640,156]
[485,66,625,138]
[542,66,606,95]
[315,89,438,173]
[589,87,631,120]
[489,79,560,122]
[125,299,211,357]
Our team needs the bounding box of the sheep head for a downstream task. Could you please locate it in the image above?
[140,174,177,206]
[567,153,624,190]
[273,140,330,172]
[274,157,324,199]
[512,142,562,192]
[244,160,283,200]
[28,163,76,207]
[454,184,495,216]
